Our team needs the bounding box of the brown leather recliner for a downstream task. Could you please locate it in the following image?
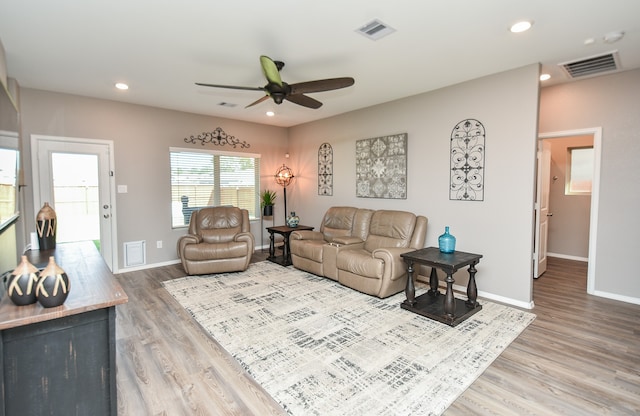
[290,207,374,280]
[177,206,254,275]
[336,210,427,298]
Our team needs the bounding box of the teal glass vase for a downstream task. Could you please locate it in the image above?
[438,226,456,253]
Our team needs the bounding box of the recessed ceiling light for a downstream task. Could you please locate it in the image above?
[540,73,551,81]
[115,82,129,90]
[510,20,533,33]
[266,111,275,117]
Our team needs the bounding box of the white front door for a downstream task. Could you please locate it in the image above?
[32,135,116,271]
[534,140,551,278]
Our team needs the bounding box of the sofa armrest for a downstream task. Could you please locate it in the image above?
[234,231,255,244]
[332,236,364,246]
[290,230,324,241]
[177,234,201,259]
[372,247,415,280]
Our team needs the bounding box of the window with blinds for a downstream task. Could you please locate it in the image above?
[170,148,261,227]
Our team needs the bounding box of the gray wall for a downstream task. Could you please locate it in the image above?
[288,64,541,308]
[19,89,290,269]
[539,68,640,302]
[15,64,640,307]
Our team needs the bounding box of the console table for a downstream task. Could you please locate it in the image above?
[0,241,128,415]
[266,225,313,266]
[401,247,482,326]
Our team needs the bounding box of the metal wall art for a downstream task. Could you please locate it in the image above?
[356,133,407,199]
[450,119,485,201]
[184,127,250,148]
[318,143,333,196]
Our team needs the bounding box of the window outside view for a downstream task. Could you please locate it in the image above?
[51,153,100,244]
[170,150,260,228]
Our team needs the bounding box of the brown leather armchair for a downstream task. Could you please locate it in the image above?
[177,206,254,275]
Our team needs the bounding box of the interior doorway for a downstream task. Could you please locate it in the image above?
[536,128,601,295]
[31,135,117,271]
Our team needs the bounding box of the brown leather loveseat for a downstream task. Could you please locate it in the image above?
[177,206,255,275]
[290,207,427,298]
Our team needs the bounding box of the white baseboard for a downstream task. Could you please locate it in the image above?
[415,276,535,310]
[591,290,640,306]
[547,252,588,262]
[116,259,181,274]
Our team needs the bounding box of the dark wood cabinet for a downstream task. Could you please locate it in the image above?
[0,242,128,415]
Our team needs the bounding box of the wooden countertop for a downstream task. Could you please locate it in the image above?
[0,241,128,330]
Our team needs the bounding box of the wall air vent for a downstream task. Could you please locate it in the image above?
[559,51,621,79]
[356,19,396,41]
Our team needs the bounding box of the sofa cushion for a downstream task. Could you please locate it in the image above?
[320,206,358,242]
[195,207,243,243]
[336,248,384,279]
[364,210,417,252]
[183,241,248,260]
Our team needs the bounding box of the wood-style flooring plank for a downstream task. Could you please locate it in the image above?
[114,255,640,415]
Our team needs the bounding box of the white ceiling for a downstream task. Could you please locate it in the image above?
[1,0,639,128]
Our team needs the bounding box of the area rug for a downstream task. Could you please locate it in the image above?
[163,261,535,416]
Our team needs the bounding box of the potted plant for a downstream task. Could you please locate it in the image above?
[260,189,277,216]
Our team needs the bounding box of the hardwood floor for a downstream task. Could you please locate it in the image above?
[114,255,640,415]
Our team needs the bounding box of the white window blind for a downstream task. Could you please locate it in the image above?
[170,148,260,227]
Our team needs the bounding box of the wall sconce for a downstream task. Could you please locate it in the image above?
[275,164,295,224]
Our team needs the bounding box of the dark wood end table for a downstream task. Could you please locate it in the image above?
[266,225,314,266]
[400,247,483,326]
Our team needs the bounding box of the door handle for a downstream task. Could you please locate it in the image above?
[547,213,553,217]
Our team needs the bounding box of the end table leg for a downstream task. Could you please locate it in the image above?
[427,267,440,296]
[444,273,455,317]
[268,232,275,259]
[403,260,416,306]
[466,261,479,308]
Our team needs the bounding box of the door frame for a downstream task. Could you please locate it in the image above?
[30,134,118,272]
[537,127,602,294]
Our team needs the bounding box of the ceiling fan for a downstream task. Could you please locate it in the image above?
[196,55,355,109]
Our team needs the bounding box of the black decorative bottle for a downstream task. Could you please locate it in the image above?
[6,256,40,306]
[35,256,70,308]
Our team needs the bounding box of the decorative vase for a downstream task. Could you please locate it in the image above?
[263,205,274,217]
[6,256,40,306]
[36,202,57,250]
[35,256,70,308]
[286,211,300,228]
[438,226,456,253]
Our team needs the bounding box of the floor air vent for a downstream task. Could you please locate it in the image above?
[559,51,621,79]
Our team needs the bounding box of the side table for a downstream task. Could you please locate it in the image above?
[400,247,483,326]
[266,225,314,266]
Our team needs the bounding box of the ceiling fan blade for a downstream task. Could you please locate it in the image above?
[245,95,270,108]
[260,55,283,87]
[195,82,264,92]
[285,94,323,109]
[289,77,355,95]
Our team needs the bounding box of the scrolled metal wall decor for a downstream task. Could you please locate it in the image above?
[450,119,485,201]
[184,127,250,148]
[318,143,333,196]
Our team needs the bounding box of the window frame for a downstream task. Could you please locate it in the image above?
[169,147,261,228]
[565,146,594,196]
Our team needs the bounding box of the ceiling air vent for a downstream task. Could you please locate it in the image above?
[218,102,237,108]
[356,19,396,41]
[559,51,621,79]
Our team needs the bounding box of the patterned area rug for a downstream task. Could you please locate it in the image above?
[163,261,535,416]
